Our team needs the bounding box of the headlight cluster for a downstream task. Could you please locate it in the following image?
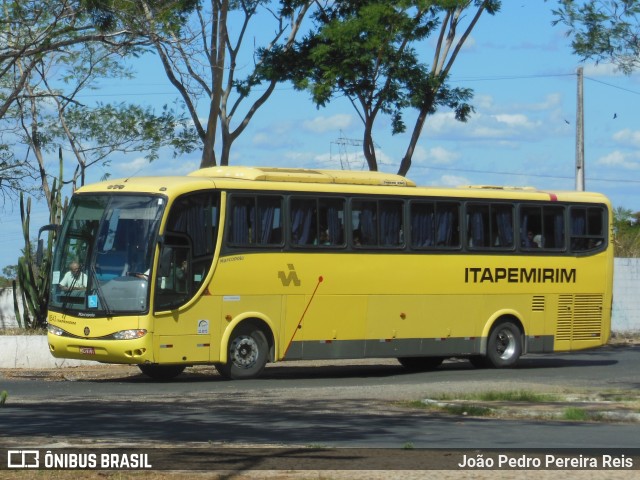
[112,329,147,340]
[47,324,65,336]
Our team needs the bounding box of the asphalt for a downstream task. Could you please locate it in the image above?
[1,335,638,425]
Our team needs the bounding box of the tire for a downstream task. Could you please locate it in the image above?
[485,321,522,368]
[138,364,186,380]
[397,356,444,371]
[216,324,269,380]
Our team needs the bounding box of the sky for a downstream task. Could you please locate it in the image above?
[2,1,640,269]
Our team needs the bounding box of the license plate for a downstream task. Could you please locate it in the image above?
[79,347,95,355]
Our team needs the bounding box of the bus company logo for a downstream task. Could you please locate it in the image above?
[7,450,39,468]
[465,267,577,284]
[278,264,301,287]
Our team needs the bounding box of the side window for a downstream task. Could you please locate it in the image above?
[466,203,514,249]
[290,197,345,247]
[228,195,283,247]
[520,205,565,251]
[410,201,460,249]
[351,199,404,248]
[570,206,606,252]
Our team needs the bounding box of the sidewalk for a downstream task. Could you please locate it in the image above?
[0,335,95,368]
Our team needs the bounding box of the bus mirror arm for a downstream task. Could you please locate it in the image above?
[36,224,60,264]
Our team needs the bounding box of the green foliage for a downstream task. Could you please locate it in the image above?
[13,152,66,330]
[49,102,198,164]
[0,266,18,288]
[82,0,200,35]
[551,0,640,74]
[260,0,499,174]
[613,206,640,257]
[562,407,602,422]
[0,390,7,407]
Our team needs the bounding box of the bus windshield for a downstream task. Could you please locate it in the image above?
[49,194,165,315]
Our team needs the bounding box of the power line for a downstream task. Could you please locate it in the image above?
[584,76,640,96]
[390,163,640,185]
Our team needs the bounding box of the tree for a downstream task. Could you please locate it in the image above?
[92,0,317,168]
[0,0,143,121]
[551,0,640,74]
[262,0,500,175]
[613,206,640,257]
[1,0,197,211]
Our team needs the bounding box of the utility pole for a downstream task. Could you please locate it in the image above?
[575,66,585,191]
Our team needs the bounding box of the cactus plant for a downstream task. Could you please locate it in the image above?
[12,150,67,330]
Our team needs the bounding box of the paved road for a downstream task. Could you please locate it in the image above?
[1,345,639,449]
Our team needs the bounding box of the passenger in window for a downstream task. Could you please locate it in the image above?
[175,260,188,291]
[524,231,537,248]
[318,230,331,246]
[587,238,603,249]
[353,230,362,246]
[533,234,543,248]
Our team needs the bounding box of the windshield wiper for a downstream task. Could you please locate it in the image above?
[90,265,112,317]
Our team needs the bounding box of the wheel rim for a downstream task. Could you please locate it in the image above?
[230,335,259,369]
[495,327,517,360]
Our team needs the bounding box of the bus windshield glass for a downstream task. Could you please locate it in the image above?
[49,194,165,315]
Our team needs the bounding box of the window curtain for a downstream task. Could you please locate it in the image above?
[435,208,454,246]
[326,205,342,245]
[495,209,514,247]
[291,203,314,245]
[359,207,376,245]
[380,205,401,246]
[554,211,565,248]
[470,211,485,247]
[231,203,249,244]
[259,204,275,245]
[411,207,434,247]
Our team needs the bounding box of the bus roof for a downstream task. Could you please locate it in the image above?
[74,166,610,206]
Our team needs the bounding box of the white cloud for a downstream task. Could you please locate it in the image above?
[613,129,640,148]
[583,62,624,77]
[252,121,298,148]
[438,174,471,186]
[302,114,354,134]
[596,150,640,170]
[113,155,199,177]
[415,146,459,165]
[115,156,149,174]
[494,113,537,129]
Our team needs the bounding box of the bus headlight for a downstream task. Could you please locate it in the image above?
[112,329,147,340]
[48,324,65,336]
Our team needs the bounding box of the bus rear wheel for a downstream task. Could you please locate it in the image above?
[485,321,522,368]
[138,364,186,380]
[216,324,269,380]
[397,356,444,371]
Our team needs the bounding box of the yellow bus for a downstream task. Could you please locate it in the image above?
[46,167,613,379]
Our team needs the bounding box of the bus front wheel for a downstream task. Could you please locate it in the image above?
[216,324,268,380]
[486,321,522,368]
